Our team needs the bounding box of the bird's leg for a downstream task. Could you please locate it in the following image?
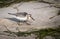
[26,22,31,25]
[17,22,20,25]
[17,21,22,26]
[25,21,31,25]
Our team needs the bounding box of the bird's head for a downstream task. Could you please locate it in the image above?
[27,14,35,21]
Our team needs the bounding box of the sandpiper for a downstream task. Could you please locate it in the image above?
[8,12,35,25]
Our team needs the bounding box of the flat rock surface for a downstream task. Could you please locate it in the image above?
[0,1,60,39]
[0,1,60,32]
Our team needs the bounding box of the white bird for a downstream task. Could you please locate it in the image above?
[9,3,35,25]
[8,12,35,25]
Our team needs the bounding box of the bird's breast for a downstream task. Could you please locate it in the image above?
[15,17,27,21]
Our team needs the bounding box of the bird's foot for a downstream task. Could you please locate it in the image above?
[17,22,22,26]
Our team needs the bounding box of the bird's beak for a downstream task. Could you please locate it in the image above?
[32,18,35,21]
[29,14,35,21]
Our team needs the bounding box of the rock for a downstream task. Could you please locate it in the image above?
[0,18,19,32]
[0,1,59,32]
[43,36,55,39]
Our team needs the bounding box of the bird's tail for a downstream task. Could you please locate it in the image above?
[8,13,15,15]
